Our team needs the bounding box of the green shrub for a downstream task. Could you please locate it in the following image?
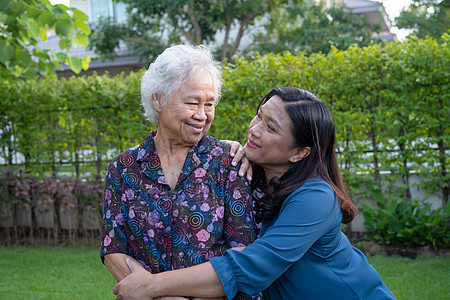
[1,36,449,248]
[362,185,450,248]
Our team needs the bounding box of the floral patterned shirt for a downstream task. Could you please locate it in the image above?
[100,131,257,273]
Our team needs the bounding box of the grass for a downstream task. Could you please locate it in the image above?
[0,247,116,300]
[367,255,450,300]
[0,247,449,299]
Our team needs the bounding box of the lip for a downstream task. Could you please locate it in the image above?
[187,123,204,133]
[246,138,260,149]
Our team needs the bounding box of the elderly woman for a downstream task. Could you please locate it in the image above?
[100,45,257,285]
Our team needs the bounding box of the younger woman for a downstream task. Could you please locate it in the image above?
[113,87,396,300]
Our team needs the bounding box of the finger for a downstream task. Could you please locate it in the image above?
[246,164,253,182]
[232,147,245,167]
[229,141,241,158]
[238,157,250,178]
[221,139,233,152]
[112,283,119,295]
[126,257,140,272]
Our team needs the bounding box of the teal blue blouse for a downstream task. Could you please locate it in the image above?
[210,179,396,299]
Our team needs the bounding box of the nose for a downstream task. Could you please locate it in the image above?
[248,119,261,139]
[193,104,207,121]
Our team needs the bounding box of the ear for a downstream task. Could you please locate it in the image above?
[289,147,311,164]
[152,94,163,112]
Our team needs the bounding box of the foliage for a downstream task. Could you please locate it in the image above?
[88,0,301,63]
[0,0,91,78]
[248,2,375,55]
[0,71,149,180]
[1,37,449,248]
[361,185,450,248]
[395,0,450,39]
[0,247,116,299]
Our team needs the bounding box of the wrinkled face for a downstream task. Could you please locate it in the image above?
[157,69,215,147]
[244,96,299,178]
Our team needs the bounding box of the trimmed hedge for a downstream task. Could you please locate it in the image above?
[0,36,449,246]
[212,36,449,209]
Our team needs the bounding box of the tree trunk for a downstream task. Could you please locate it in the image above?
[369,126,381,185]
[399,141,412,201]
[438,135,448,207]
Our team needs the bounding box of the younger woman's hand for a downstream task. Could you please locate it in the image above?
[222,140,252,182]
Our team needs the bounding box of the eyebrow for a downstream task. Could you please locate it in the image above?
[184,95,215,102]
[260,107,282,129]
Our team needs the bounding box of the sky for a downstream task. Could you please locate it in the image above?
[50,0,413,40]
[375,0,413,40]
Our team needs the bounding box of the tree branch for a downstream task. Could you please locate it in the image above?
[221,11,232,62]
[187,0,202,44]
[230,13,258,58]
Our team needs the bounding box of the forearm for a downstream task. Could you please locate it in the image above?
[151,262,225,298]
[104,253,133,282]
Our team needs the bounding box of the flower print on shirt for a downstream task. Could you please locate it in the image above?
[101,131,257,273]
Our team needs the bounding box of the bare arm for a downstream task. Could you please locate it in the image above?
[113,258,226,299]
[106,254,203,299]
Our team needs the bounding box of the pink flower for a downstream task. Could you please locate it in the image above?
[196,229,210,242]
[103,235,111,247]
[193,153,201,164]
[216,206,224,218]
[194,168,206,178]
[200,203,210,212]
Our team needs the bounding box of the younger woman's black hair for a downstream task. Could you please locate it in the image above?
[251,87,357,223]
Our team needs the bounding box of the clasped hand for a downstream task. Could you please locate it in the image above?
[113,258,155,299]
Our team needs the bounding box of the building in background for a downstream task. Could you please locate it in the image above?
[40,0,394,77]
[317,0,396,40]
[39,0,144,77]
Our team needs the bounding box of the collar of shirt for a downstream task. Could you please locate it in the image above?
[136,130,213,187]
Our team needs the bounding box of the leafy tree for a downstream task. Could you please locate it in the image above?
[88,0,302,63]
[0,0,91,78]
[395,0,450,39]
[247,2,376,55]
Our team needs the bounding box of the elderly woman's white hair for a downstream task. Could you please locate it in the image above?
[141,45,222,124]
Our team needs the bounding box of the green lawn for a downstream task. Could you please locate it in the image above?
[0,247,116,300]
[0,247,448,299]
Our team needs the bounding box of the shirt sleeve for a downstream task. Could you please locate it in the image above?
[211,180,337,299]
[222,165,257,248]
[100,161,131,262]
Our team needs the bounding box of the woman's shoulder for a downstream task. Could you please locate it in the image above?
[286,178,335,205]
[204,135,232,153]
[298,178,334,193]
[201,135,238,170]
[109,131,156,166]
[276,178,339,227]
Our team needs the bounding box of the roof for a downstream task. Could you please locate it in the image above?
[34,30,142,72]
[344,0,381,14]
[344,0,392,33]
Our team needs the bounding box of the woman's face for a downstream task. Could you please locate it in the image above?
[244,95,300,179]
[157,69,215,147]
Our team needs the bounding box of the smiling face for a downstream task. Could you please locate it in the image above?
[244,96,305,180]
[155,69,216,147]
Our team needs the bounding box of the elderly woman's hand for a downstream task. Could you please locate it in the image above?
[113,258,155,299]
[222,140,252,182]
